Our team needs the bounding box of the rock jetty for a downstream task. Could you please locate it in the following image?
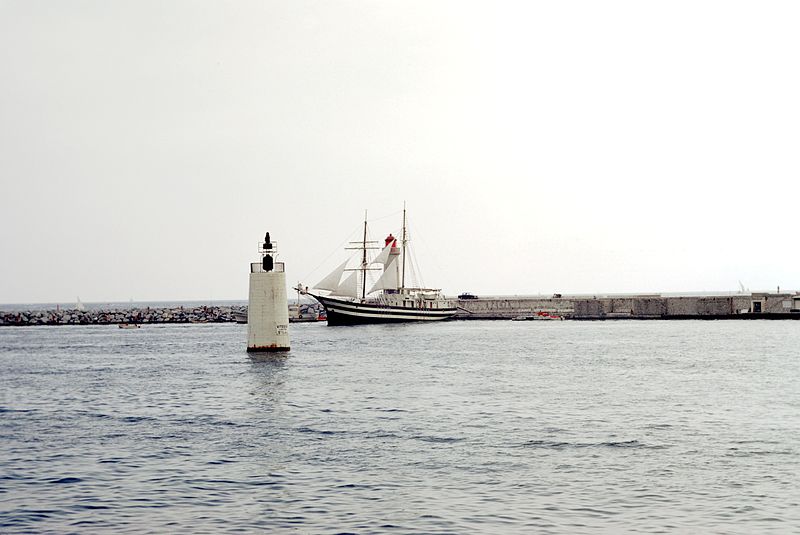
[0,305,247,326]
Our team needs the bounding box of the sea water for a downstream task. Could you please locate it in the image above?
[1,321,798,533]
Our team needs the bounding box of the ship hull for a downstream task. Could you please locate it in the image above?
[313,294,457,325]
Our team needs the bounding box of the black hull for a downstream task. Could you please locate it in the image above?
[325,309,436,325]
[310,294,456,326]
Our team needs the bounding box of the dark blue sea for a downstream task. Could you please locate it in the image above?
[1,321,798,533]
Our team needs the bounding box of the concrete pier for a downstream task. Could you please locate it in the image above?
[3,293,798,326]
[455,293,800,320]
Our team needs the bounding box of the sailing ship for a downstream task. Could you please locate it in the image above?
[300,208,456,325]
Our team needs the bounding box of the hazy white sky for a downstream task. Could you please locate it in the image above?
[2,1,798,303]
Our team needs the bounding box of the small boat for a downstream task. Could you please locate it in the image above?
[300,206,456,325]
[289,288,325,322]
[512,312,564,321]
[232,305,325,324]
[118,323,140,329]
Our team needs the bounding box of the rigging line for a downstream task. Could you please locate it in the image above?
[363,225,386,293]
[415,252,425,289]
[364,224,374,295]
[402,221,420,288]
[405,247,417,288]
[406,223,426,288]
[367,209,403,224]
[407,221,439,287]
[409,244,425,289]
[300,222,363,283]
[400,236,418,289]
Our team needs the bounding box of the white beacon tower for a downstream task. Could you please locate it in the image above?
[247,232,290,352]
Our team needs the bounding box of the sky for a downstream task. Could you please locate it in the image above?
[1,0,799,304]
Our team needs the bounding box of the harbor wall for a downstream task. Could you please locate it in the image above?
[455,293,800,320]
[3,293,799,326]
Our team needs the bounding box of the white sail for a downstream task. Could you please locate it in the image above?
[371,243,393,266]
[332,270,359,298]
[314,259,349,291]
[368,257,399,294]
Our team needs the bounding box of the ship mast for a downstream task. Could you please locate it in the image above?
[361,210,368,300]
[401,202,407,291]
[343,211,379,300]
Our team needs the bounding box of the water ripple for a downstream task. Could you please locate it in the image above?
[1,321,799,533]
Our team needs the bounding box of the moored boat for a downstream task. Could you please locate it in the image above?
[300,207,456,325]
[511,312,564,321]
[231,304,326,324]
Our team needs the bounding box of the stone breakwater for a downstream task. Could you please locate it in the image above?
[0,306,247,326]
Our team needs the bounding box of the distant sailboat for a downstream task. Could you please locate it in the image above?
[300,207,456,325]
[75,297,86,311]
